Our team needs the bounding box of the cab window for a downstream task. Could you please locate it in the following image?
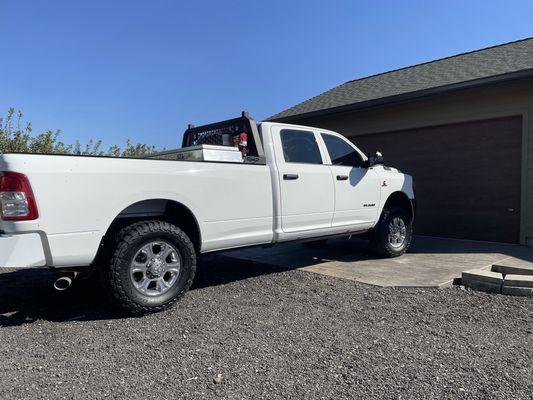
[321,134,364,167]
[280,129,323,164]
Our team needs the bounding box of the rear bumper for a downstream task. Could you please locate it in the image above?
[0,233,46,269]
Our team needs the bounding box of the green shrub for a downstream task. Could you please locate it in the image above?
[0,107,161,157]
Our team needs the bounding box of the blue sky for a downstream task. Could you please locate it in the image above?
[1,0,533,149]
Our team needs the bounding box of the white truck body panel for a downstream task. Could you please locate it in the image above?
[0,155,274,266]
[0,121,414,269]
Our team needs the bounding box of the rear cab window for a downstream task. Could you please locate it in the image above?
[280,129,323,164]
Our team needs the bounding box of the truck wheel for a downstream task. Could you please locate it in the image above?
[102,220,196,315]
[370,207,412,258]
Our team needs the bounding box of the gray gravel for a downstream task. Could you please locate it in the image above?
[0,256,532,400]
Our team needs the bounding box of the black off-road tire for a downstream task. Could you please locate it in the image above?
[101,220,196,316]
[370,207,412,258]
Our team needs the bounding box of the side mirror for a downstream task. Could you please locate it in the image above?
[364,151,384,167]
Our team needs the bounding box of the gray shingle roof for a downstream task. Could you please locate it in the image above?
[270,38,533,121]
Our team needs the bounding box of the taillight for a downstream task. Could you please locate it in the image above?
[0,172,39,220]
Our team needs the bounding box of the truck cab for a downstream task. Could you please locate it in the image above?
[263,122,390,239]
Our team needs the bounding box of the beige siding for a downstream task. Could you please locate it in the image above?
[285,78,533,244]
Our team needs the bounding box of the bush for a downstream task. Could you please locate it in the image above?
[0,108,161,157]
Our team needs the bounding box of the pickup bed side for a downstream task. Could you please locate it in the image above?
[0,154,274,267]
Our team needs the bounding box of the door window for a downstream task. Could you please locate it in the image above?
[280,129,323,164]
[321,134,364,167]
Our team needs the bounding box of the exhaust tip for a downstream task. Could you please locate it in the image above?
[53,276,73,291]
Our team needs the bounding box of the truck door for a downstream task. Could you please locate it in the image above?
[319,132,380,229]
[271,126,334,233]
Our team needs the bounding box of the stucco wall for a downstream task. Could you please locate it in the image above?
[281,78,533,244]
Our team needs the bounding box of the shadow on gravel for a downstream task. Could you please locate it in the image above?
[0,268,115,327]
[0,257,295,327]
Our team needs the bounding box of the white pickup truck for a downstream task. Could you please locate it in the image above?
[0,113,415,314]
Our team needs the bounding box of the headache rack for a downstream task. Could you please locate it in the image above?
[181,111,265,164]
[146,112,266,164]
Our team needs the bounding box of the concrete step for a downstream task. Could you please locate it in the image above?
[492,259,533,276]
[502,286,533,297]
[462,269,503,293]
[462,268,533,297]
[503,274,533,288]
[501,274,533,297]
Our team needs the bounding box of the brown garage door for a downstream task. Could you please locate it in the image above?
[351,116,522,243]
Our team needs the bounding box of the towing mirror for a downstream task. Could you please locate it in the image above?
[365,151,384,167]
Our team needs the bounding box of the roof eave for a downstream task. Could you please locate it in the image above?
[268,68,533,123]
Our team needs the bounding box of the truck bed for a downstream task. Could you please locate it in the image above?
[0,152,274,267]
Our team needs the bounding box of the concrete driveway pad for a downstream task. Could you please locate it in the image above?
[223,236,533,288]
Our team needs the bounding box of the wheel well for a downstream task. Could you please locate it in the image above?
[97,199,201,262]
[383,191,413,221]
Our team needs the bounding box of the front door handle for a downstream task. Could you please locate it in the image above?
[336,175,349,181]
[283,174,299,180]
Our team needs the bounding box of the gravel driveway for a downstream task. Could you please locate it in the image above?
[0,256,532,399]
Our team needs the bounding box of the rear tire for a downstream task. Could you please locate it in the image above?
[101,220,196,316]
[370,207,412,258]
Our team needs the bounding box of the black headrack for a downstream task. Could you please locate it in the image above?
[182,111,265,164]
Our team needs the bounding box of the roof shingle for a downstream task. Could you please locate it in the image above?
[270,38,533,120]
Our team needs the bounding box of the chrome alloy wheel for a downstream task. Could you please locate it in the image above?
[387,217,407,248]
[129,241,181,297]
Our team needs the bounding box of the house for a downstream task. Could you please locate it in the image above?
[269,38,533,245]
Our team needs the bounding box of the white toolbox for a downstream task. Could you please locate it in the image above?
[172,145,243,162]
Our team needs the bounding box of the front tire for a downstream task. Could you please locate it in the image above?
[370,207,412,258]
[102,220,196,315]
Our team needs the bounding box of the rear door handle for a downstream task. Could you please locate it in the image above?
[283,174,299,180]
[336,175,349,181]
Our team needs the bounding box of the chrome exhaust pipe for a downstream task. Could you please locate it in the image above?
[53,274,76,291]
[54,271,79,292]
